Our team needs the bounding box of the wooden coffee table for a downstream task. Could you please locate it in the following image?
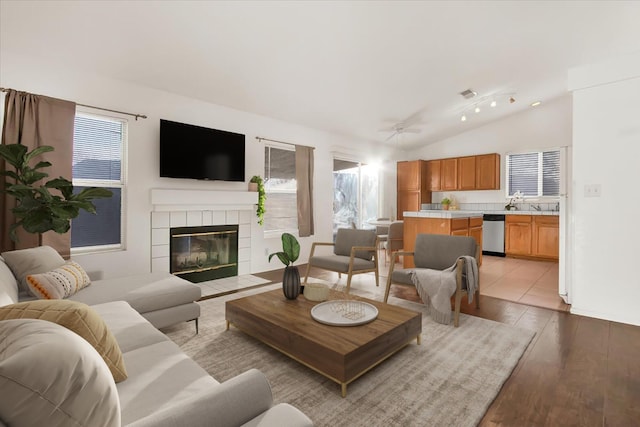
[225,289,422,397]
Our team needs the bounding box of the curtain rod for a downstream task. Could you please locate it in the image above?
[255,136,315,150]
[0,87,148,121]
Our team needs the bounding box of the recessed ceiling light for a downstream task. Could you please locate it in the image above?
[530,101,541,107]
[474,106,481,113]
[461,114,467,122]
[490,100,497,107]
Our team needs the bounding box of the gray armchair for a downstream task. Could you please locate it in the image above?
[383,233,480,327]
[303,228,379,293]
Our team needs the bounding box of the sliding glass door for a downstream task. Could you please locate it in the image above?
[332,158,378,235]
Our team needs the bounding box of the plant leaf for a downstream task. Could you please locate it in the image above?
[268,252,291,266]
[32,161,52,170]
[73,187,113,200]
[0,144,27,168]
[23,145,54,165]
[282,233,300,263]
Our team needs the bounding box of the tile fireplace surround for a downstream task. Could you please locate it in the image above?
[150,189,258,277]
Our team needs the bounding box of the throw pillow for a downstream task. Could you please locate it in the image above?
[0,318,121,427]
[25,260,91,299]
[1,245,66,294]
[0,299,128,382]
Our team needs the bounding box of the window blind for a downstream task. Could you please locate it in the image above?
[507,149,561,197]
[72,115,123,181]
[542,150,560,196]
[264,146,298,232]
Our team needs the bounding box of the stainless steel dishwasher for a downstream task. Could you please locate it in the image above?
[482,214,506,256]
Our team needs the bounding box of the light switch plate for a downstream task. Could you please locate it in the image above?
[584,184,601,197]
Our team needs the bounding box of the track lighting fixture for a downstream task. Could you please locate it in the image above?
[459,92,517,123]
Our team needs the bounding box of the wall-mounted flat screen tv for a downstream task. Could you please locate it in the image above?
[160,119,245,182]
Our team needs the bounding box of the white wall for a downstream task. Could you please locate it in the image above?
[568,53,640,326]
[0,51,397,279]
[404,96,572,205]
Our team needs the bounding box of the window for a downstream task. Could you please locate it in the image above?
[71,113,126,251]
[332,158,379,234]
[264,145,297,233]
[506,149,560,197]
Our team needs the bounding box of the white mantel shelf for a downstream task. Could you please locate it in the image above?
[150,188,258,212]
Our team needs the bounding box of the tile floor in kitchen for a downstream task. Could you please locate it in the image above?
[479,255,569,311]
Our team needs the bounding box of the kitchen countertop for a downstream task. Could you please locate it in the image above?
[403,210,483,219]
[404,209,560,218]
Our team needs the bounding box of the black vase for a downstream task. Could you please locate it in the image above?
[282,266,301,300]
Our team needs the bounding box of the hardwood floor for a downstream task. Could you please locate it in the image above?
[254,261,640,426]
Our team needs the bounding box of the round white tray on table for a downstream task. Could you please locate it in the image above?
[310,300,379,326]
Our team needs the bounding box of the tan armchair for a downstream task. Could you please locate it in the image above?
[384,233,480,327]
[303,228,379,293]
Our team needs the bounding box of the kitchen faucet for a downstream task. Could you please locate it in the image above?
[532,204,541,211]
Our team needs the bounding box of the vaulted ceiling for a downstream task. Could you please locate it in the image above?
[2,1,639,149]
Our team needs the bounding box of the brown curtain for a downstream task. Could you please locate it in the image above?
[1,90,76,257]
[295,145,314,237]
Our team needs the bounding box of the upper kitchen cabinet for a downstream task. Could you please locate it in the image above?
[424,153,500,192]
[441,158,458,190]
[397,159,422,190]
[397,160,431,219]
[475,153,500,190]
[457,156,476,190]
[426,160,441,191]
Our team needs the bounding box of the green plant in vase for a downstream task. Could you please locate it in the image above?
[441,197,451,210]
[268,232,301,299]
[250,175,266,226]
[0,143,113,242]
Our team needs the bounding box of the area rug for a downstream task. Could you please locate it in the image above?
[164,284,535,427]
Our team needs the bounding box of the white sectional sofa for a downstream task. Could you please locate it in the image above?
[0,249,313,427]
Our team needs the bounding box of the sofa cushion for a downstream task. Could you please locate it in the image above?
[118,340,218,425]
[69,271,201,313]
[0,256,19,306]
[1,246,65,294]
[25,260,91,299]
[90,301,171,353]
[0,318,121,427]
[0,299,127,382]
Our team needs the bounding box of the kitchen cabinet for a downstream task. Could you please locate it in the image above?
[458,156,476,190]
[426,160,441,191]
[475,153,500,190]
[423,153,500,192]
[505,215,532,256]
[533,216,559,259]
[441,158,458,190]
[403,215,483,268]
[506,214,559,260]
[468,216,483,256]
[397,160,430,220]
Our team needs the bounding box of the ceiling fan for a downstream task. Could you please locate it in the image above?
[378,109,425,142]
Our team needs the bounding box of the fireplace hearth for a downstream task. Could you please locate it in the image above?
[170,225,238,282]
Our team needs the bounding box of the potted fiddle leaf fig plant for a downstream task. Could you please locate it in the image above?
[249,175,266,226]
[0,143,113,242]
[268,232,301,299]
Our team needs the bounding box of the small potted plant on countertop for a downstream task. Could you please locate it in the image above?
[441,197,451,210]
[268,233,301,300]
[249,175,266,226]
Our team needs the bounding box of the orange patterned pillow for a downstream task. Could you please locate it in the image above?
[26,261,91,299]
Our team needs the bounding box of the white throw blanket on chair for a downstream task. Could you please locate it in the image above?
[410,256,478,325]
